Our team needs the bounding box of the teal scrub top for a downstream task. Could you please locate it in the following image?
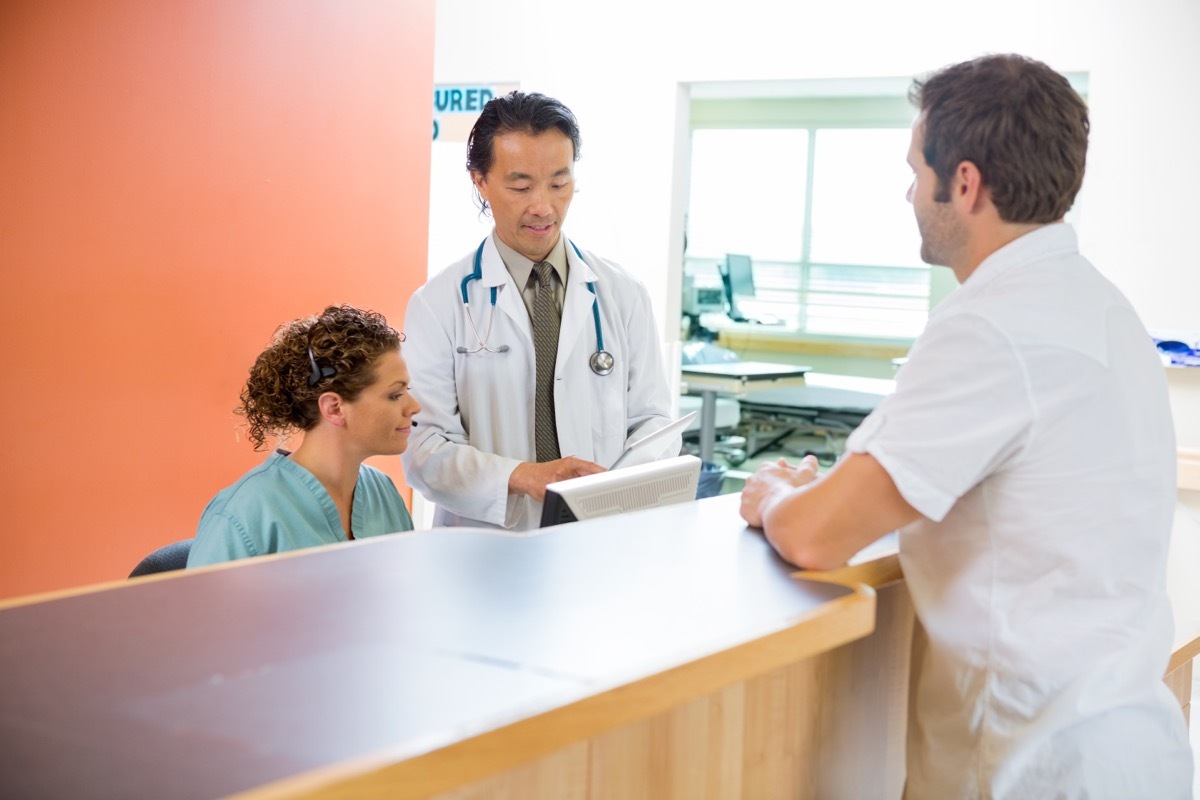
[188,451,413,568]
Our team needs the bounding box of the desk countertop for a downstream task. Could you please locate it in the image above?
[0,494,872,800]
[793,496,1200,670]
[6,493,1193,799]
[682,360,811,381]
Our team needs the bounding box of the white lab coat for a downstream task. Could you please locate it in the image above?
[401,233,678,530]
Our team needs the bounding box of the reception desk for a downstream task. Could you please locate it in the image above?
[0,495,894,800]
[4,492,1195,799]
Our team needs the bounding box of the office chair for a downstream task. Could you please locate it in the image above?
[128,538,194,578]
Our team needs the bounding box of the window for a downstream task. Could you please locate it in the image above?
[685,91,930,340]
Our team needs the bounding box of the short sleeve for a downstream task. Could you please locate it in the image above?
[845,311,1034,522]
[188,511,258,567]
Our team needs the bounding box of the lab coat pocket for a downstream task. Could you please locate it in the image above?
[589,372,627,463]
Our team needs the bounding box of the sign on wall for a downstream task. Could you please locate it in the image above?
[433,83,518,141]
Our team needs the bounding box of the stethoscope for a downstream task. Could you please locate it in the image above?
[457,238,615,376]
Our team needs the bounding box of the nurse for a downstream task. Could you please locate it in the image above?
[188,305,420,567]
[403,91,678,530]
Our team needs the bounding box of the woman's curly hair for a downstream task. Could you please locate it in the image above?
[238,305,402,451]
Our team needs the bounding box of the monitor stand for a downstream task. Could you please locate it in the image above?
[727,310,781,326]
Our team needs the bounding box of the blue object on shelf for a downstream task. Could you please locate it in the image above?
[1153,336,1200,367]
[681,341,741,366]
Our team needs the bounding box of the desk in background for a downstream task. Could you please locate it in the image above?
[737,372,896,461]
[681,361,810,462]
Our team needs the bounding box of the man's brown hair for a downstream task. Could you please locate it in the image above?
[910,54,1089,223]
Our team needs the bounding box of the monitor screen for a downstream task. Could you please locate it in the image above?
[540,455,701,528]
[718,254,756,321]
[722,254,755,298]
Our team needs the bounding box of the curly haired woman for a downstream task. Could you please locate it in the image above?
[188,305,420,567]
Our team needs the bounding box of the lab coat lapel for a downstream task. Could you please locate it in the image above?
[559,241,599,372]
[480,237,532,342]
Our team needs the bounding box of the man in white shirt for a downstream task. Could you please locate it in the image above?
[740,54,1192,798]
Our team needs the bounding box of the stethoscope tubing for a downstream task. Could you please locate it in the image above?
[460,238,611,372]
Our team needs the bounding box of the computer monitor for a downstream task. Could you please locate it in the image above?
[717,254,756,322]
[681,274,725,317]
[539,455,702,528]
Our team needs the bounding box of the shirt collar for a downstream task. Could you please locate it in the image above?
[938,223,1079,314]
[492,231,569,287]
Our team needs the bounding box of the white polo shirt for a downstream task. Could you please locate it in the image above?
[846,224,1191,799]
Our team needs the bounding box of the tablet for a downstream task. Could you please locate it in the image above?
[610,411,698,469]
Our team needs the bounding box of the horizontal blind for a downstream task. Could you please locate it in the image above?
[686,258,929,338]
[686,101,931,342]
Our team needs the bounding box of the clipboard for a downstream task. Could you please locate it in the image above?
[610,411,698,470]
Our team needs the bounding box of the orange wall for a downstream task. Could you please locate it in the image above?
[0,0,434,599]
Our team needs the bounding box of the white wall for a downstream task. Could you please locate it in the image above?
[430,0,1200,446]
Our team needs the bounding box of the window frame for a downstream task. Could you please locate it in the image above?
[687,91,934,345]
[684,73,1088,347]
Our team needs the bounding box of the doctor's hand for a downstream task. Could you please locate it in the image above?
[739,455,820,529]
[509,457,606,503]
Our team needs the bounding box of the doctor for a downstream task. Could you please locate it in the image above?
[403,91,678,530]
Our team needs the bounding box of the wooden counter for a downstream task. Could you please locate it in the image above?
[4,490,1194,799]
[0,495,876,800]
[1164,494,1200,721]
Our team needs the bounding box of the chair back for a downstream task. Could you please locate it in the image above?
[128,538,194,578]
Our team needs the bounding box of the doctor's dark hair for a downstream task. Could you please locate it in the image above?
[466,90,582,212]
[237,304,403,451]
[910,54,1089,224]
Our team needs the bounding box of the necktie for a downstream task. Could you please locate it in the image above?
[531,262,561,462]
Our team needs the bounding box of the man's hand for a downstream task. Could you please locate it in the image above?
[739,455,820,528]
[509,457,606,502]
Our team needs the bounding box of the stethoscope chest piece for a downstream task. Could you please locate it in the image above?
[462,238,616,375]
[590,349,615,376]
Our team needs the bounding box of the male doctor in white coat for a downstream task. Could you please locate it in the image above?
[402,91,678,530]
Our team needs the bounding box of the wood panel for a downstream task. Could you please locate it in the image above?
[423,582,914,800]
[1163,660,1193,726]
[1179,448,1200,492]
[717,330,910,361]
[437,743,590,800]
